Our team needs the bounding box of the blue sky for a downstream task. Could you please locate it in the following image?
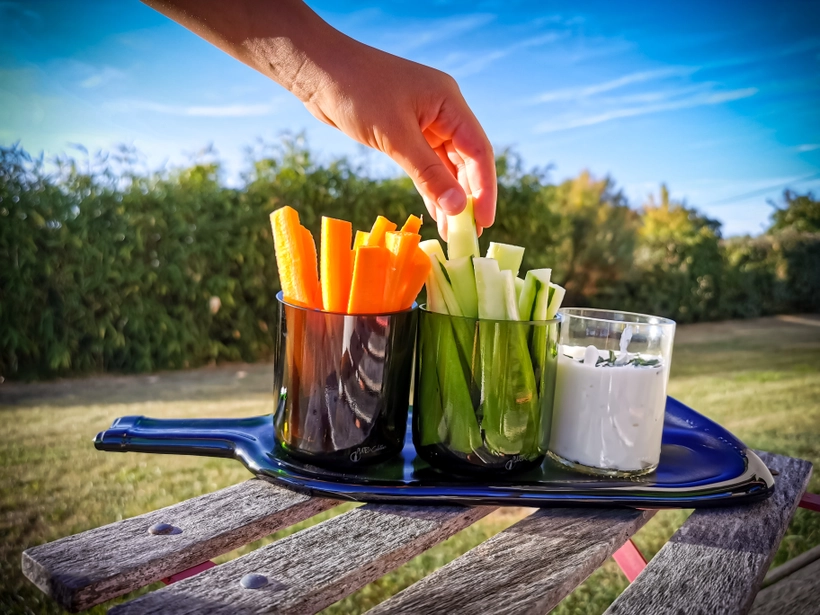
[1,0,819,236]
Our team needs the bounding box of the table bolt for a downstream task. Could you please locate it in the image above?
[240,573,269,589]
[148,522,180,535]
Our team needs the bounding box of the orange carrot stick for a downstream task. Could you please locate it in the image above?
[400,214,423,234]
[353,230,369,250]
[347,246,390,314]
[399,247,432,310]
[363,216,397,247]
[270,206,318,308]
[384,231,421,311]
[320,216,353,312]
[299,225,322,308]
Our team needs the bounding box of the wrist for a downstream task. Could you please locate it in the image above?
[238,2,348,105]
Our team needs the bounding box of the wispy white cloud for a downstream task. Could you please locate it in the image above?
[536,87,758,133]
[532,15,585,27]
[796,143,820,153]
[700,36,820,72]
[107,99,281,118]
[593,83,713,106]
[79,66,125,88]
[448,32,565,78]
[387,13,496,55]
[530,67,699,104]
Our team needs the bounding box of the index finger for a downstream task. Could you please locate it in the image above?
[446,101,497,229]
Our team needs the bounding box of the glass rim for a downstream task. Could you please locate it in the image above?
[558,307,676,327]
[276,291,418,317]
[419,304,560,325]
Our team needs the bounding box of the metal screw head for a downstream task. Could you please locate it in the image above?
[240,573,268,589]
[148,523,180,535]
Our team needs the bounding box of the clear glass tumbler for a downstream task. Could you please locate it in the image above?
[413,307,560,474]
[548,308,676,477]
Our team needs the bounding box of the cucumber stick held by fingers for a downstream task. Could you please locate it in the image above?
[419,196,566,460]
[423,198,565,322]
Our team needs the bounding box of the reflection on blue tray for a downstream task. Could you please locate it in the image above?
[95,397,774,508]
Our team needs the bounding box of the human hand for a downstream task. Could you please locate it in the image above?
[141,0,496,237]
[303,36,497,238]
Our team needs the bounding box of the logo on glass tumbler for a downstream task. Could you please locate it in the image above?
[350,444,387,462]
[505,455,526,471]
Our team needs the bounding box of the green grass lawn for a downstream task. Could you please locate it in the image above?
[1,316,818,614]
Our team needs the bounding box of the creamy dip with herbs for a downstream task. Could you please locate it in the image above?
[548,341,667,473]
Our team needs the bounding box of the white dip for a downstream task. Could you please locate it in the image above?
[548,341,668,473]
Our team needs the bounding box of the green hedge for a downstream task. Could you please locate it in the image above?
[1,141,818,380]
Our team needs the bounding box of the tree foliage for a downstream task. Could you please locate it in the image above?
[769,189,820,233]
[1,140,818,379]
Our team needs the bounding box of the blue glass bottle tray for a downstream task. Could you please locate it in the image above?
[95,397,774,508]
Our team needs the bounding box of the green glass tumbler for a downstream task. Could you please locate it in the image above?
[412,307,560,474]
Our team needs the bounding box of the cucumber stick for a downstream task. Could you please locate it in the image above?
[422,257,446,314]
[480,317,539,456]
[419,240,463,317]
[546,283,566,319]
[487,242,525,277]
[418,243,481,453]
[446,196,480,260]
[473,258,506,320]
[514,277,525,302]
[444,256,479,319]
[419,240,476,367]
[517,268,552,321]
[417,313,446,446]
[437,319,482,453]
[416,307,482,452]
[528,279,563,456]
[477,268,539,456]
[500,270,520,321]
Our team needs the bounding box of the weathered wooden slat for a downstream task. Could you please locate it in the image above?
[749,557,820,615]
[605,452,813,615]
[109,503,494,614]
[761,542,820,587]
[365,507,655,615]
[22,479,339,612]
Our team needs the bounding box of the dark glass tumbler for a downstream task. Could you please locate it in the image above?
[413,307,560,474]
[273,292,418,468]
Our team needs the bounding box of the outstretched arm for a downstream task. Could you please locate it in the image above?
[141,0,496,236]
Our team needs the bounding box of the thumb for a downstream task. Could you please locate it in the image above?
[392,129,467,217]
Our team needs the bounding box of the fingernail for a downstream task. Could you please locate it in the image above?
[437,188,466,215]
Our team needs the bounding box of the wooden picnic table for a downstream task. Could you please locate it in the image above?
[21,450,817,614]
